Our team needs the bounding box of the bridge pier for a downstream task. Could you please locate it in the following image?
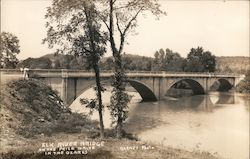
[61,70,68,105]
[61,70,79,106]
[159,77,167,100]
[61,77,68,105]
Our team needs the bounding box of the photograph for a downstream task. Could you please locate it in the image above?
[0,0,249,159]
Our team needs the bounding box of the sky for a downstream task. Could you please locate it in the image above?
[1,0,249,60]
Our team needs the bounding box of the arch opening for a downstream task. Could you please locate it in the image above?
[166,79,205,97]
[127,79,158,102]
[210,79,233,92]
[69,79,157,106]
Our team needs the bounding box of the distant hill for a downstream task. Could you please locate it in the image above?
[42,53,66,59]
[18,53,88,70]
[216,56,249,74]
[18,53,249,74]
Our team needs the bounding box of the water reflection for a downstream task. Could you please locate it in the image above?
[125,95,215,133]
[164,95,214,112]
[70,90,249,159]
[238,94,250,112]
[212,92,237,105]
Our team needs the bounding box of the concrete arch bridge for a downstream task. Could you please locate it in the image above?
[0,69,244,105]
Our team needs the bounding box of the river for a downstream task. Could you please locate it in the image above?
[70,88,249,159]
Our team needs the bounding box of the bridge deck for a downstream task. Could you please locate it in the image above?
[0,69,243,78]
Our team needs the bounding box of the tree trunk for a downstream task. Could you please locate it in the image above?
[83,5,105,138]
[116,114,123,138]
[93,64,105,138]
[109,0,126,138]
[114,53,124,139]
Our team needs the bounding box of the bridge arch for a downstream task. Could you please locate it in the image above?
[166,78,205,96]
[127,79,158,102]
[210,78,233,92]
[70,78,157,106]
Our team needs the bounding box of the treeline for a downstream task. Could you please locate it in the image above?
[17,47,216,72]
[17,54,90,70]
[151,47,216,72]
[104,47,216,72]
[16,47,249,74]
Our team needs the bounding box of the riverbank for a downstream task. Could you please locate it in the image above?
[1,133,220,159]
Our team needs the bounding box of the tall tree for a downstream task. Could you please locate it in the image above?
[43,0,106,138]
[0,32,20,68]
[98,0,165,138]
[185,47,216,72]
[164,49,185,72]
[152,48,184,71]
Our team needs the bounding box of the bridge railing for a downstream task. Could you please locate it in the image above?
[0,69,244,77]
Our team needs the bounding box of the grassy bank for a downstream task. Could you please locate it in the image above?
[0,79,221,159]
[1,133,220,159]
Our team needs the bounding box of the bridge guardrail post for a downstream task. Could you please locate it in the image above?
[61,69,69,78]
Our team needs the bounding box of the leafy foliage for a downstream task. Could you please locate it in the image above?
[108,79,132,126]
[44,0,107,138]
[152,48,185,71]
[0,32,20,68]
[79,85,107,116]
[236,69,250,93]
[17,57,52,69]
[184,47,216,72]
[43,1,107,62]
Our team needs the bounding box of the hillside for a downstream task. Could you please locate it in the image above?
[0,79,98,152]
[18,53,249,73]
[216,56,250,73]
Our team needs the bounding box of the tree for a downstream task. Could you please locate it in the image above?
[61,55,74,69]
[0,32,20,68]
[44,0,107,138]
[43,0,164,138]
[152,48,184,71]
[54,59,61,69]
[98,0,165,138]
[17,57,52,69]
[184,47,216,72]
[152,50,160,71]
[236,69,250,93]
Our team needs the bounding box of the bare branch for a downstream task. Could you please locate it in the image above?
[112,0,117,5]
[100,17,110,30]
[114,0,140,11]
[118,7,144,54]
[109,0,118,55]
[115,13,123,37]
[123,7,143,36]
[82,46,91,53]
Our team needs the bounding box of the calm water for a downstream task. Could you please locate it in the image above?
[70,88,249,159]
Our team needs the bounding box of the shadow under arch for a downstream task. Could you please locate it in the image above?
[127,79,158,102]
[210,78,233,92]
[166,78,205,96]
[70,78,158,106]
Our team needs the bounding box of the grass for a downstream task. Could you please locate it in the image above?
[0,133,221,159]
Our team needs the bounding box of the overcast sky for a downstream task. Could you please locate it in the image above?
[1,0,249,60]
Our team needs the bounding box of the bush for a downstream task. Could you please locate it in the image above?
[236,70,250,93]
